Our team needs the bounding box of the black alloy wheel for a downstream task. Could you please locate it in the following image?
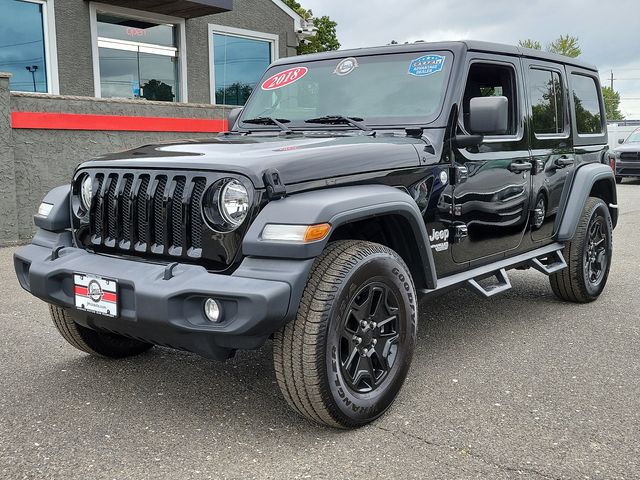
[339,282,401,394]
[583,213,609,289]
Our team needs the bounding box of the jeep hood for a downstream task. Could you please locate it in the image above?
[80,133,435,188]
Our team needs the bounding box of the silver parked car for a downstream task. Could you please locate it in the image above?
[611,128,640,183]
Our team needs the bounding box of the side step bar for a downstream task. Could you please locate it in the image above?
[420,243,566,299]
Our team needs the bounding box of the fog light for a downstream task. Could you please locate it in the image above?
[204,298,222,322]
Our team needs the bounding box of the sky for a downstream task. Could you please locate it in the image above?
[302,0,640,119]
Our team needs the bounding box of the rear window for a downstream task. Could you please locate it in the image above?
[571,74,603,135]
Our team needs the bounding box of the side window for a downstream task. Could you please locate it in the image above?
[571,74,603,135]
[463,63,518,136]
[529,69,565,135]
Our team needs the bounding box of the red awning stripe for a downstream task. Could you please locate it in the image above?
[11,111,228,133]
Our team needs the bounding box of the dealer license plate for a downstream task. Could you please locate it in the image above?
[74,273,118,317]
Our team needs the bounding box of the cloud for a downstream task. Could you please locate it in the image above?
[303,0,640,117]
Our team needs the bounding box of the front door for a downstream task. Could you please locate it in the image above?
[451,56,532,264]
[523,60,575,242]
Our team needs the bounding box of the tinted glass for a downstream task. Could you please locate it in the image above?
[214,33,271,106]
[97,14,176,47]
[139,53,178,102]
[242,52,453,125]
[625,130,640,143]
[99,47,139,99]
[571,74,602,135]
[529,69,564,135]
[0,0,47,92]
[463,63,517,135]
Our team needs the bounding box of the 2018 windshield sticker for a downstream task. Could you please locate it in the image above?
[261,67,308,91]
[408,55,445,77]
[334,57,359,76]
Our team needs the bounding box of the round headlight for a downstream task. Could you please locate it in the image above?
[219,180,249,227]
[80,175,93,210]
[203,179,250,232]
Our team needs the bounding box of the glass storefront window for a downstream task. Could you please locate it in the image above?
[0,0,48,93]
[96,13,179,102]
[213,33,272,106]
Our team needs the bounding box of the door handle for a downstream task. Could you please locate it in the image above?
[553,156,574,168]
[509,161,533,173]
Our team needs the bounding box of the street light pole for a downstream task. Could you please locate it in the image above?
[25,65,38,92]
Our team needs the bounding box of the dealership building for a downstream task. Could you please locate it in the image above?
[0,0,310,245]
[2,0,309,103]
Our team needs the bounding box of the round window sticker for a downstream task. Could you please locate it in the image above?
[261,66,308,91]
[334,57,359,76]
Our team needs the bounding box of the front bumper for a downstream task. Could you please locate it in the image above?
[616,161,640,178]
[14,238,311,360]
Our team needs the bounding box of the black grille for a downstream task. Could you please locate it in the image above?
[620,151,640,162]
[89,171,208,259]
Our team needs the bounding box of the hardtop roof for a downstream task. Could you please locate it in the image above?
[272,40,598,72]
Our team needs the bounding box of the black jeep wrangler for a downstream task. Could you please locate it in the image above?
[14,41,617,429]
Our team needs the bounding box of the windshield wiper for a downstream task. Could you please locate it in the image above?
[242,116,292,133]
[304,115,371,131]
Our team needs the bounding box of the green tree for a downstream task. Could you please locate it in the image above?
[283,0,340,54]
[518,39,542,50]
[141,79,175,102]
[602,86,624,121]
[548,35,581,58]
[518,35,580,58]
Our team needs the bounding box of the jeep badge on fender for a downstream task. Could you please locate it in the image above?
[14,41,617,429]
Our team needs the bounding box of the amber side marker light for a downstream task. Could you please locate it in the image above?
[261,223,331,243]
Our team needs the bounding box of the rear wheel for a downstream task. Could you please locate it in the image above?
[273,240,417,428]
[550,197,612,303]
[49,305,153,358]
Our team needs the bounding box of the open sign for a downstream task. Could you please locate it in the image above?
[261,67,308,91]
[126,27,145,37]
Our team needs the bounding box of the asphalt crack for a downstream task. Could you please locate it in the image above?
[374,424,560,479]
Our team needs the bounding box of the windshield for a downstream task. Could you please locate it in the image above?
[625,130,640,143]
[240,51,453,128]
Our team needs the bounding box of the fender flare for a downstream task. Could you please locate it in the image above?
[555,162,618,242]
[243,184,437,289]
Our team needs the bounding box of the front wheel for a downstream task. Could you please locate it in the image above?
[273,240,418,428]
[49,305,153,358]
[550,197,612,303]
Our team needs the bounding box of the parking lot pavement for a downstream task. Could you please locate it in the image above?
[1,183,639,480]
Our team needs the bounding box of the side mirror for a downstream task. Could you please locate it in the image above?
[469,96,509,135]
[227,107,243,131]
[618,138,625,144]
[453,134,484,149]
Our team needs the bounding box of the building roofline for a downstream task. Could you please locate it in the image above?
[270,0,304,30]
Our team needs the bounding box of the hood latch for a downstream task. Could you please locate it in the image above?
[263,168,287,200]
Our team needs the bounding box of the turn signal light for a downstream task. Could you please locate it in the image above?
[261,223,331,243]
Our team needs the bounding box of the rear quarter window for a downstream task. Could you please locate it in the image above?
[571,73,603,135]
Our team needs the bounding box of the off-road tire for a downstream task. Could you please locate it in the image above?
[49,305,153,358]
[550,197,612,303]
[273,240,418,429]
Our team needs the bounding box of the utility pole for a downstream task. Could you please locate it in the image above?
[610,70,614,90]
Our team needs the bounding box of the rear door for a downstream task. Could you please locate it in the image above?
[451,54,532,264]
[522,59,575,242]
